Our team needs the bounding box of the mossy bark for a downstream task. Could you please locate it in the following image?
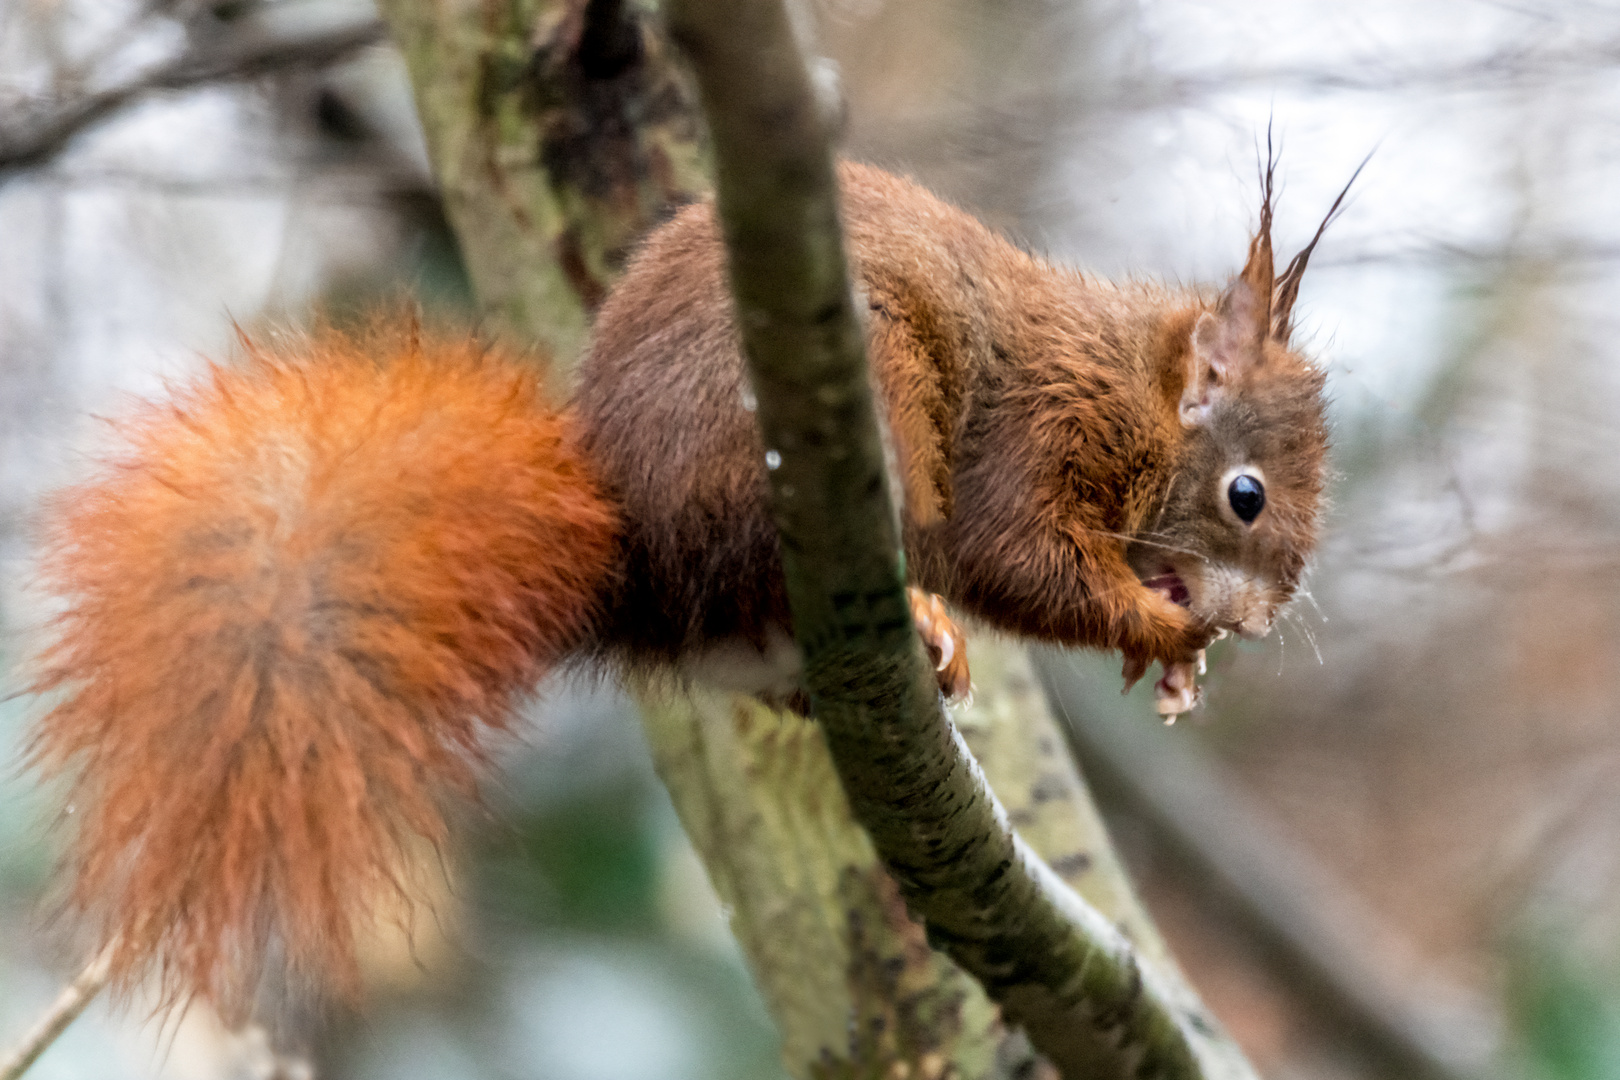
[641,691,1018,1079]
[377,0,709,360]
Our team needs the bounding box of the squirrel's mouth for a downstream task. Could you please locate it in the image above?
[1141,568,1191,608]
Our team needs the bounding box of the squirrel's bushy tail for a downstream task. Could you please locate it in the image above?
[29,317,619,1017]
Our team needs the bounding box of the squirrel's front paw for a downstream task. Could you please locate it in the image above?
[1120,589,1193,681]
[909,588,971,703]
[1119,586,1212,720]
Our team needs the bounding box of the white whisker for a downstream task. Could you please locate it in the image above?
[1285,608,1324,665]
[1081,527,1209,563]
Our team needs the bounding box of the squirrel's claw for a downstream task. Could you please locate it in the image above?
[908,588,972,703]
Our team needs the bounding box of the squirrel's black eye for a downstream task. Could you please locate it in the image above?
[1228,474,1265,523]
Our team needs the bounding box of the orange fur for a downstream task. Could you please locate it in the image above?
[29,318,619,1017]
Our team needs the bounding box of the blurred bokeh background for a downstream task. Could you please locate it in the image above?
[4,0,1620,1077]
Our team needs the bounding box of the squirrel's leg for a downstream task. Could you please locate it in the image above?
[865,303,958,529]
[1063,522,1212,715]
[908,588,971,702]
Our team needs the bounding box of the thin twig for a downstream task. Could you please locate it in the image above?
[0,15,386,173]
[0,940,119,1080]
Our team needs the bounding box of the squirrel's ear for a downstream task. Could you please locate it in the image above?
[1182,275,1268,427]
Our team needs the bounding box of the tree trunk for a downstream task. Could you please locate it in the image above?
[379,0,709,360]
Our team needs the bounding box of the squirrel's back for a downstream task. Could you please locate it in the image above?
[572,161,1031,667]
[30,318,619,1014]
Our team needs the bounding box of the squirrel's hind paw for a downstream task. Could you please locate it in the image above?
[908,588,972,703]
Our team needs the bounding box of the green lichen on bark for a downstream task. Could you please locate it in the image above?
[376,0,708,358]
[640,691,1019,1079]
[953,637,1174,970]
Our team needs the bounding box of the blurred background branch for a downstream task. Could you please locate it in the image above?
[0,8,385,174]
[0,941,114,1080]
[1039,653,1504,1080]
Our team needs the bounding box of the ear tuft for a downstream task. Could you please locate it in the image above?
[1272,151,1370,341]
[1237,141,1278,346]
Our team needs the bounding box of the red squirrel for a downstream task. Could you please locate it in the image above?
[28,160,1329,1015]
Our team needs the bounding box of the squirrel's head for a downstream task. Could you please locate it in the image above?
[1131,155,1352,640]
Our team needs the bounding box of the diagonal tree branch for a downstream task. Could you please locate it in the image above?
[0,15,386,174]
[662,0,1260,1076]
[0,941,116,1080]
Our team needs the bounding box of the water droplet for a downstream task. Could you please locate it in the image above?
[765,450,782,470]
[740,387,758,412]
